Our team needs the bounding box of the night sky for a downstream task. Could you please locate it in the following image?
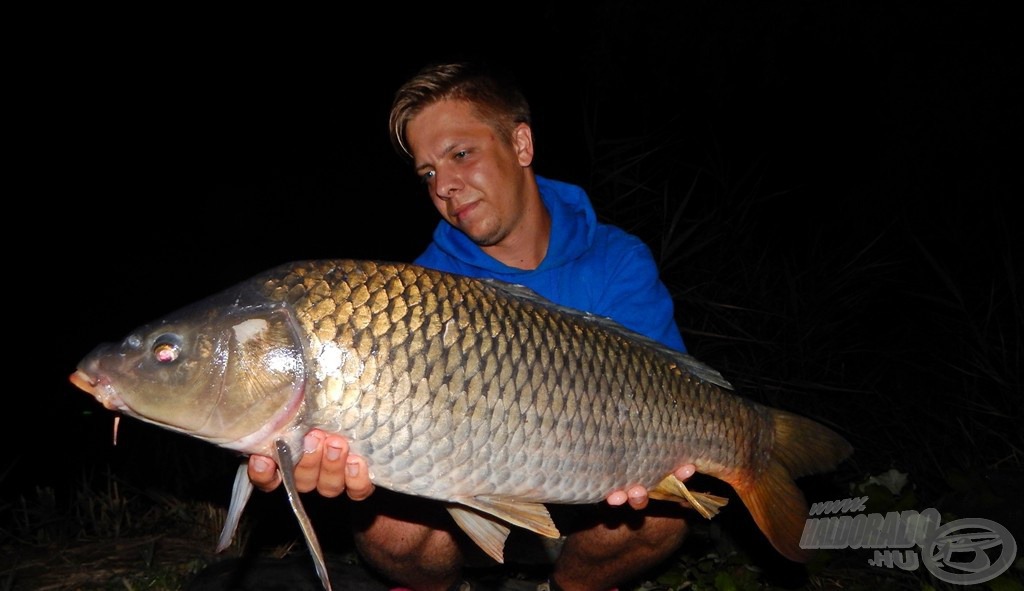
[9,0,1021,574]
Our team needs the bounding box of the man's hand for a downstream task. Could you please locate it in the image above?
[604,464,697,510]
[247,429,375,501]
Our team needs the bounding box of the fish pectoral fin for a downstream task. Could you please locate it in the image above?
[446,505,512,563]
[275,439,333,591]
[648,474,729,520]
[217,461,255,552]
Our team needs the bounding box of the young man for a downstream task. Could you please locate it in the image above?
[248,62,696,591]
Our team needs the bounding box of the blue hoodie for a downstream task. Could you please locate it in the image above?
[415,175,687,352]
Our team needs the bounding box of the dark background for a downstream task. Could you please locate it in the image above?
[6,0,1021,580]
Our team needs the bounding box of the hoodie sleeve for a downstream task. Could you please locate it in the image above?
[595,230,688,353]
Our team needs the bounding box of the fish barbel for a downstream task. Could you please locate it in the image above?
[70,259,852,590]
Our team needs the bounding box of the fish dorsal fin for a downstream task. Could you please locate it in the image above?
[275,439,333,591]
[446,505,512,563]
[446,496,561,563]
[648,473,730,519]
[217,461,255,552]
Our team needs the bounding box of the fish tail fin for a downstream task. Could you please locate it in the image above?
[729,409,853,563]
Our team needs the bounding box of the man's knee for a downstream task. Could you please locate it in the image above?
[354,519,464,587]
[355,517,458,563]
[563,513,689,561]
[641,515,689,553]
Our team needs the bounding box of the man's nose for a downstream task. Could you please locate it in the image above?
[434,169,461,199]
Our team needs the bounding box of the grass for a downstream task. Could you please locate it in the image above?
[1,469,235,590]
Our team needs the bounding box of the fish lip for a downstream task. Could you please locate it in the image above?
[69,368,304,456]
[70,369,126,413]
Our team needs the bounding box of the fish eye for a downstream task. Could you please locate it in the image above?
[152,335,182,364]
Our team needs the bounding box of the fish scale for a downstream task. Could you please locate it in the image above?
[71,259,853,591]
[279,261,810,500]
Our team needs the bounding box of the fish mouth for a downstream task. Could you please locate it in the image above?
[70,369,127,413]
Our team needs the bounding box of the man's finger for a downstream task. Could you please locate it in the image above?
[343,456,375,501]
[605,490,628,506]
[315,435,349,498]
[674,464,696,480]
[627,485,649,510]
[248,455,282,492]
[292,431,326,493]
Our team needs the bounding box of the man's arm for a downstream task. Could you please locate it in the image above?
[597,237,687,352]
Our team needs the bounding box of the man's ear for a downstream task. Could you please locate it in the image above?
[512,123,535,167]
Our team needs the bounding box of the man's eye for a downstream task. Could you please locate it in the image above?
[454,150,467,159]
[421,170,435,184]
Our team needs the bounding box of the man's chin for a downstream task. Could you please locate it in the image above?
[456,221,502,247]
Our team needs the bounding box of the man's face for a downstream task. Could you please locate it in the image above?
[406,99,533,247]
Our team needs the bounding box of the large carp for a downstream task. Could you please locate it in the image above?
[71,259,852,590]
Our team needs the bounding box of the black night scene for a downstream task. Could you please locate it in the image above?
[5,3,1021,589]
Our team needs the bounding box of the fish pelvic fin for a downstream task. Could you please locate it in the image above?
[731,409,853,563]
[648,475,729,519]
[217,461,255,552]
[446,505,512,563]
[448,497,561,563]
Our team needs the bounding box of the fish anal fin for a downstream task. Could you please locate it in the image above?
[446,505,512,563]
[648,474,729,519]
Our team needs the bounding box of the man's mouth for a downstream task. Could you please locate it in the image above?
[451,201,479,221]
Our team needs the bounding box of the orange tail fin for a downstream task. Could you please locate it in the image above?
[730,409,853,562]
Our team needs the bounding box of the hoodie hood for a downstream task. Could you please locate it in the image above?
[420,175,596,275]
